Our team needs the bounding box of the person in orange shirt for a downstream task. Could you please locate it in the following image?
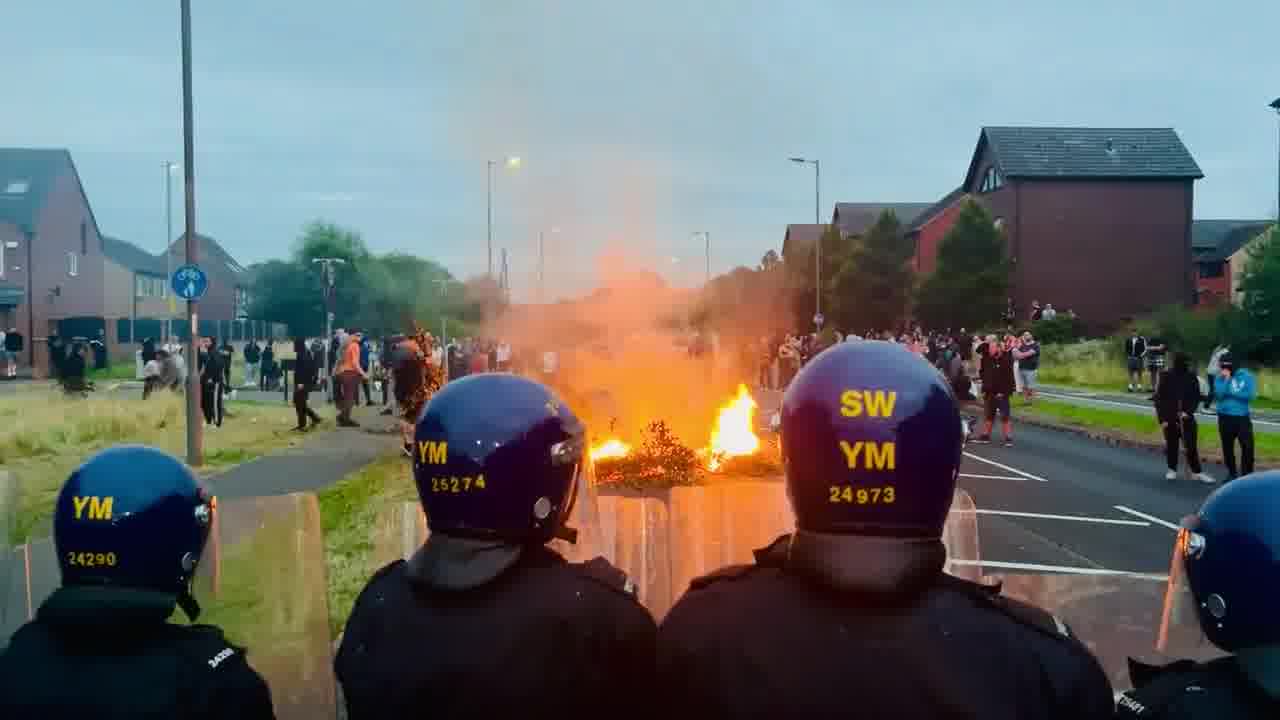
[334,330,368,427]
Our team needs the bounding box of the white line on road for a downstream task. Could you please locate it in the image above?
[959,472,1027,481]
[962,451,1049,482]
[1039,391,1280,429]
[973,509,1150,526]
[949,558,1168,579]
[1114,505,1183,532]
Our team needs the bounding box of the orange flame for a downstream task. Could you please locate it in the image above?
[589,438,632,461]
[706,384,760,470]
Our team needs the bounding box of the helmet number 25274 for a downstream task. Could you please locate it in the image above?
[829,486,895,504]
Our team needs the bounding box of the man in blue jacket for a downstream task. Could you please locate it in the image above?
[1213,353,1256,482]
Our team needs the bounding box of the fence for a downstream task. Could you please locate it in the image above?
[114,317,289,343]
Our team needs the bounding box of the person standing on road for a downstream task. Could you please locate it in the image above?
[334,330,366,428]
[199,337,225,428]
[1014,331,1040,404]
[1125,332,1148,393]
[1155,352,1215,485]
[1204,343,1230,412]
[291,336,323,431]
[976,334,1017,446]
[0,446,275,719]
[259,341,275,392]
[655,342,1114,718]
[1214,353,1257,482]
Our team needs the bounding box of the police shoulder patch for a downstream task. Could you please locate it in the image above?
[178,624,246,673]
[575,556,639,599]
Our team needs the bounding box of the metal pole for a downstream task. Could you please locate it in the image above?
[814,160,821,324]
[538,231,544,304]
[705,231,710,285]
[164,162,174,344]
[180,0,203,466]
[487,160,494,278]
[1274,108,1280,221]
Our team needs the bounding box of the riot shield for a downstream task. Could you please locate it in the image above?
[991,572,1224,692]
[1,492,337,720]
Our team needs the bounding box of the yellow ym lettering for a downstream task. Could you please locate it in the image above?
[418,441,448,465]
[838,441,895,470]
[73,496,113,520]
[839,440,863,468]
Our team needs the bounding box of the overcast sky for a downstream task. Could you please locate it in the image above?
[3,1,1278,299]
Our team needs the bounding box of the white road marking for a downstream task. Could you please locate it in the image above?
[973,509,1150,526]
[959,472,1027,481]
[1114,505,1183,532]
[949,558,1168,579]
[962,451,1049,482]
[1039,390,1280,429]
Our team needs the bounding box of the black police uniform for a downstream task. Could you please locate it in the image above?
[1116,657,1278,718]
[658,535,1113,719]
[335,373,657,720]
[656,341,1114,719]
[336,546,655,719]
[0,586,274,720]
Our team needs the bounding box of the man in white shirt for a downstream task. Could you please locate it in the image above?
[496,341,512,371]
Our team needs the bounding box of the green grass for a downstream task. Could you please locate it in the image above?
[316,455,418,637]
[1037,341,1280,411]
[2,388,306,544]
[1018,398,1280,465]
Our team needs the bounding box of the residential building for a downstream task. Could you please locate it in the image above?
[962,126,1202,330]
[906,188,968,275]
[1191,220,1275,305]
[102,235,171,348]
[831,202,933,240]
[166,233,252,329]
[0,148,107,375]
[780,224,827,264]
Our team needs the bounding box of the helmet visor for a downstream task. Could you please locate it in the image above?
[1158,515,1217,655]
[548,438,604,561]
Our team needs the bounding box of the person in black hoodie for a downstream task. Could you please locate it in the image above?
[199,338,225,427]
[1154,352,1215,484]
[291,337,323,431]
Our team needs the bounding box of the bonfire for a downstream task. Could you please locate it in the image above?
[589,384,782,488]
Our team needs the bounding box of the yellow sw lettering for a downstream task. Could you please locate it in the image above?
[838,441,896,470]
[72,496,114,521]
[840,390,898,418]
[417,441,448,465]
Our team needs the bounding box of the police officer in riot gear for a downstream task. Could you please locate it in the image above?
[1117,470,1280,718]
[335,373,656,719]
[0,445,275,719]
[655,341,1114,718]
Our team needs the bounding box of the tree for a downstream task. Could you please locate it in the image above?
[788,224,849,330]
[914,200,1012,331]
[828,210,914,332]
[246,259,326,337]
[1235,225,1279,358]
[759,249,781,271]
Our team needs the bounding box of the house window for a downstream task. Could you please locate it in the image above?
[80,222,87,255]
[67,252,78,277]
[3,180,28,194]
[979,166,1004,193]
[1199,261,1225,278]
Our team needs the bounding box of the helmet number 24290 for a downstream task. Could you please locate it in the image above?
[829,486,895,504]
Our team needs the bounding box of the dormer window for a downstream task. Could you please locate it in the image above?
[4,180,29,195]
[979,166,1004,193]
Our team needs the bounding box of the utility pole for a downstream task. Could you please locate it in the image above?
[180,0,202,466]
[313,258,346,401]
[500,248,510,303]
[538,231,545,304]
[434,277,449,382]
[486,160,494,278]
[704,231,710,285]
[1270,98,1280,221]
[162,162,177,344]
[789,156,822,328]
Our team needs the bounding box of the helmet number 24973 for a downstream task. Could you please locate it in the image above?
[829,485,895,504]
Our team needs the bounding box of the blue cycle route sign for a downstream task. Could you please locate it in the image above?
[172,264,209,301]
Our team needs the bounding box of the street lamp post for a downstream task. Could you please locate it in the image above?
[1270,98,1280,221]
[790,157,822,327]
[692,231,710,284]
[312,258,346,401]
[162,162,179,344]
[487,155,522,278]
[179,0,202,466]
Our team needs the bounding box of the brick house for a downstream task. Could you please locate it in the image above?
[165,233,252,332]
[831,202,932,241]
[0,148,107,376]
[1191,220,1275,305]
[906,187,968,275]
[102,235,171,350]
[962,127,1202,330]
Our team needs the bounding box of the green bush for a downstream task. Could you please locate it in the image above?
[1030,315,1086,345]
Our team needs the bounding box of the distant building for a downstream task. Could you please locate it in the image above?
[101,235,171,348]
[962,126,1203,330]
[1191,220,1275,306]
[166,233,253,332]
[781,224,827,264]
[831,202,933,240]
[0,148,107,375]
[906,188,968,275]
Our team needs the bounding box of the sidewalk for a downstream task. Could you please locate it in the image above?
[208,411,401,499]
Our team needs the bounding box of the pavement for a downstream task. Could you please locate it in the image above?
[1035,382,1280,431]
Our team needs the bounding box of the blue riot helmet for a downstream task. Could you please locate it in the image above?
[412,374,594,587]
[780,341,963,537]
[54,445,215,619]
[1162,470,1280,694]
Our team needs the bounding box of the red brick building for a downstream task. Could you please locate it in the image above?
[1191,219,1274,306]
[906,188,967,275]
[962,127,1203,331]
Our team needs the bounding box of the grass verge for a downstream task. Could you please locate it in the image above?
[1015,398,1280,466]
[2,387,305,543]
[1036,351,1280,411]
[316,454,417,638]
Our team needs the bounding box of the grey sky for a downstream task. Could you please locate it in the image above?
[3,1,1278,299]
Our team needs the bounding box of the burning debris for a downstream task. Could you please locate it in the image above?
[589,384,782,488]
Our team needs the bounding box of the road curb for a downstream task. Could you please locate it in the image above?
[1014,413,1278,471]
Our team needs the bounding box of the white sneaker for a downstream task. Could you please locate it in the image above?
[1194,472,1217,485]
[1165,469,1177,481]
